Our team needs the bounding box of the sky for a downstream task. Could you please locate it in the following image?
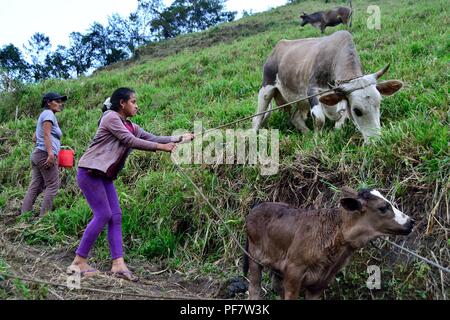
[0,0,287,50]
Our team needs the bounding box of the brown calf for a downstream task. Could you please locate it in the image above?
[243,187,415,300]
[300,5,353,34]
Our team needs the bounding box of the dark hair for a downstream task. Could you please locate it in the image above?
[102,87,135,113]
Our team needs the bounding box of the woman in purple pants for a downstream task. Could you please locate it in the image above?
[68,87,194,281]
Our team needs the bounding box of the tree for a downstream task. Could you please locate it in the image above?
[126,0,164,50]
[66,32,95,76]
[150,0,236,40]
[87,21,129,67]
[24,32,51,81]
[0,44,30,91]
[45,45,71,79]
[188,0,236,32]
[150,3,187,39]
[106,14,134,57]
[0,44,29,80]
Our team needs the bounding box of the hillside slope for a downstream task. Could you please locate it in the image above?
[0,0,448,299]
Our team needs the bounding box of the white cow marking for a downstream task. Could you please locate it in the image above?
[370,190,409,225]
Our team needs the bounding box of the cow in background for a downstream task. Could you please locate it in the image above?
[300,1,353,34]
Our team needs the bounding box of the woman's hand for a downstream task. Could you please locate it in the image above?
[158,143,177,153]
[180,133,195,143]
[44,153,55,169]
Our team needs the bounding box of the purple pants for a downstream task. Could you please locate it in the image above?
[76,168,123,260]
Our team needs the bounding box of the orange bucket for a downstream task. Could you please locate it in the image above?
[58,147,75,168]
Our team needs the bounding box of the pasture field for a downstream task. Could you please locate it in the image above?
[0,0,448,299]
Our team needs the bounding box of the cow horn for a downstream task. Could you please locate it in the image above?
[374,64,390,80]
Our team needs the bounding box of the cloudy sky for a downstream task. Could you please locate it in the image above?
[0,0,287,50]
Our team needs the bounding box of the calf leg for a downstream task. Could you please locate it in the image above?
[253,85,277,130]
[283,266,303,300]
[248,259,263,300]
[271,272,284,298]
[305,289,324,300]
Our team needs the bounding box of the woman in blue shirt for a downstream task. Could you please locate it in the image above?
[21,92,67,217]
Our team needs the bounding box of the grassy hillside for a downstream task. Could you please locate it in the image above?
[0,0,448,299]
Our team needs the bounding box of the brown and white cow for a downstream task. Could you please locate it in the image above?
[243,187,415,300]
[252,31,404,144]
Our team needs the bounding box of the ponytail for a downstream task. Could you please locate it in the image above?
[102,97,112,113]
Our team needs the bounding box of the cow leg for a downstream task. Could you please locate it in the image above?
[283,266,302,300]
[334,100,349,130]
[253,85,277,130]
[305,289,324,300]
[266,91,288,124]
[262,102,273,125]
[311,104,326,131]
[271,272,284,298]
[248,259,263,300]
[307,87,324,132]
[290,108,310,134]
[334,113,347,130]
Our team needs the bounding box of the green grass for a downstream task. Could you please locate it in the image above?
[0,0,448,299]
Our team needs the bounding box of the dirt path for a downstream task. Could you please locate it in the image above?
[0,214,221,300]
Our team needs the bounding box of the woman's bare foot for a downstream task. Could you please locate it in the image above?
[110,257,138,282]
[68,255,98,277]
[110,257,129,273]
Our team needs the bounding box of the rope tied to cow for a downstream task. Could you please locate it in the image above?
[201,86,337,135]
[382,239,450,274]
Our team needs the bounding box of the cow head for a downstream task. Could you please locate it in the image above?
[299,12,309,26]
[319,65,404,144]
[340,187,415,245]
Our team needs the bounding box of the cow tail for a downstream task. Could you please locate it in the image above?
[243,237,250,277]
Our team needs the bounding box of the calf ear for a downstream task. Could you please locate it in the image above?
[341,186,358,198]
[376,80,404,96]
[319,92,346,106]
[340,198,362,212]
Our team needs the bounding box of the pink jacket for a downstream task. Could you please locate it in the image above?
[78,111,179,178]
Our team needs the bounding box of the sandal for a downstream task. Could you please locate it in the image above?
[108,270,139,282]
[67,266,98,278]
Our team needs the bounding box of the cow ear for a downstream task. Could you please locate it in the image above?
[376,80,404,96]
[319,93,346,106]
[341,186,358,198]
[340,198,362,212]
